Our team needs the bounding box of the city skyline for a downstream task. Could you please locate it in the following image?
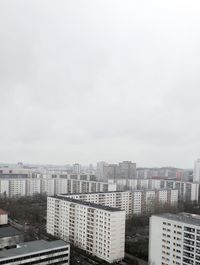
[1,1,200,167]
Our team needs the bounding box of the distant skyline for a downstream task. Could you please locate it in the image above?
[0,161,194,170]
[1,0,200,167]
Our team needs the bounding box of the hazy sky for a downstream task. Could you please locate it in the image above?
[0,0,200,167]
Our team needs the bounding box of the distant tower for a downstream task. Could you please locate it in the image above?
[118,161,137,179]
[96,161,108,181]
[17,162,24,168]
[73,163,81,174]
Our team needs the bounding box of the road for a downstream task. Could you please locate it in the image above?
[125,253,148,265]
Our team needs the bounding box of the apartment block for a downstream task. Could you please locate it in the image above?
[47,196,125,263]
[0,240,70,264]
[149,212,200,265]
[151,179,199,202]
[194,158,200,183]
[0,177,116,198]
[0,179,9,197]
[26,178,41,196]
[41,178,55,196]
[59,189,178,218]
[9,179,26,198]
[113,178,199,203]
[102,161,137,180]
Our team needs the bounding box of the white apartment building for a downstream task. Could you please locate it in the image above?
[9,179,26,198]
[60,189,178,218]
[0,177,116,198]
[194,158,200,183]
[151,179,199,202]
[41,178,55,196]
[0,179,9,197]
[64,191,133,217]
[113,178,199,203]
[0,240,70,264]
[26,179,41,196]
[149,212,200,265]
[47,196,125,263]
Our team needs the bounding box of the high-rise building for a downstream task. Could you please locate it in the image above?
[73,163,81,174]
[149,212,200,265]
[47,196,125,263]
[64,189,178,218]
[113,178,199,203]
[103,164,119,180]
[193,158,200,183]
[102,161,137,180]
[118,161,137,179]
[96,161,108,181]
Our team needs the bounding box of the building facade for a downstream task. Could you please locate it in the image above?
[62,189,178,218]
[194,159,200,183]
[149,212,200,265]
[102,161,137,180]
[0,177,116,198]
[112,178,199,203]
[47,196,125,263]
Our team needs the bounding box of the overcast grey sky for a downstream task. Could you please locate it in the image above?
[0,0,200,167]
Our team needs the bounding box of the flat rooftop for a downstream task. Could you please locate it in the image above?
[0,226,23,238]
[59,191,131,196]
[51,195,124,212]
[155,212,200,226]
[0,240,69,259]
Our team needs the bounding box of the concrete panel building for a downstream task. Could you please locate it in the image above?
[149,212,200,265]
[47,196,125,263]
[113,178,199,203]
[63,189,178,218]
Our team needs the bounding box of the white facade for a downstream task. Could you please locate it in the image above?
[41,179,55,196]
[0,177,116,198]
[113,178,199,203]
[9,179,26,198]
[96,161,108,181]
[26,179,41,196]
[0,179,9,197]
[194,158,200,183]
[47,196,125,263]
[61,189,178,218]
[149,213,200,265]
[0,209,8,225]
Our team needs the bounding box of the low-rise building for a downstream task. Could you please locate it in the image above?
[0,226,24,249]
[0,240,70,264]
